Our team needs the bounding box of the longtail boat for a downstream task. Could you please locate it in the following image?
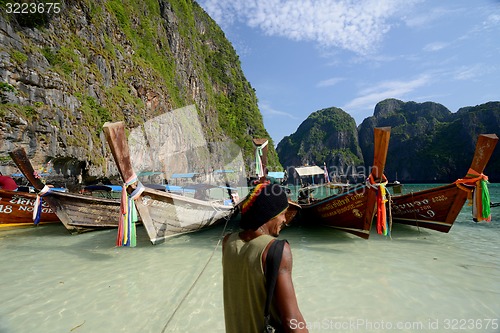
[103,121,236,245]
[0,189,60,229]
[390,133,498,232]
[296,127,391,239]
[9,148,121,233]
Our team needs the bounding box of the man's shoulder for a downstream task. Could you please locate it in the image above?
[222,232,235,249]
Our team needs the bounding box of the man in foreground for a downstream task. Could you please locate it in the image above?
[222,183,308,333]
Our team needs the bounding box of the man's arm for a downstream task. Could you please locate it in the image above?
[273,242,309,333]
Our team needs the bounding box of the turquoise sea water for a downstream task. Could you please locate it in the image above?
[0,184,499,333]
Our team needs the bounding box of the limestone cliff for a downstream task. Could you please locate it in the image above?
[358,99,500,182]
[276,107,363,182]
[277,99,499,183]
[0,0,278,185]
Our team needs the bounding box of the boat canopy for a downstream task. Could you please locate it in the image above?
[50,187,68,192]
[183,184,238,192]
[294,166,324,177]
[11,173,50,178]
[83,185,122,192]
[144,184,195,193]
[170,173,199,179]
[268,171,285,179]
[213,169,234,174]
[137,171,163,177]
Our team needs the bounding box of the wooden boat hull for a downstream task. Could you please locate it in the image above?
[135,188,233,244]
[9,148,121,234]
[300,185,372,238]
[390,133,498,233]
[0,190,59,228]
[390,184,468,233]
[43,191,121,233]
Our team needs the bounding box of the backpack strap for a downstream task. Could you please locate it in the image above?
[264,239,287,319]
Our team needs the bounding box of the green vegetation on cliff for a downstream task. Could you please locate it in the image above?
[0,0,280,175]
[277,107,363,173]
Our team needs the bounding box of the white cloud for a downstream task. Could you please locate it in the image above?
[199,0,419,55]
[483,13,500,29]
[403,6,460,29]
[259,101,299,120]
[465,12,500,39]
[343,74,431,111]
[456,8,500,40]
[317,77,345,88]
[453,64,487,81]
[423,42,449,52]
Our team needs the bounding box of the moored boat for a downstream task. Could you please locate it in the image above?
[0,189,60,229]
[9,148,121,234]
[296,127,391,238]
[293,165,350,204]
[389,133,498,232]
[103,121,236,245]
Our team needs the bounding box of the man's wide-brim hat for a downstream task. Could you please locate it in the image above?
[240,183,289,230]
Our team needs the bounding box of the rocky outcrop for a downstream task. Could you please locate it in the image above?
[276,107,363,182]
[0,0,276,185]
[358,99,500,182]
[277,99,499,183]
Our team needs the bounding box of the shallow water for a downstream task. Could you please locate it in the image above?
[1,184,499,333]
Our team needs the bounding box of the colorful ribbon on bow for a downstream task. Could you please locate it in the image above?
[368,174,390,236]
[255,140,268,178]
[454,168,491,222]
[117,174,145,247]
[33,185,51,225]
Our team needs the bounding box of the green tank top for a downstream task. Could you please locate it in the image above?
[222,233,278,333]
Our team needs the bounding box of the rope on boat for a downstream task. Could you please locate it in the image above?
[160,184,236,332]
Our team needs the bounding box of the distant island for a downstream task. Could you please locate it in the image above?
[277,99,500,183]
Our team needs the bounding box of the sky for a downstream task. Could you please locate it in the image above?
[197,0,500,146]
